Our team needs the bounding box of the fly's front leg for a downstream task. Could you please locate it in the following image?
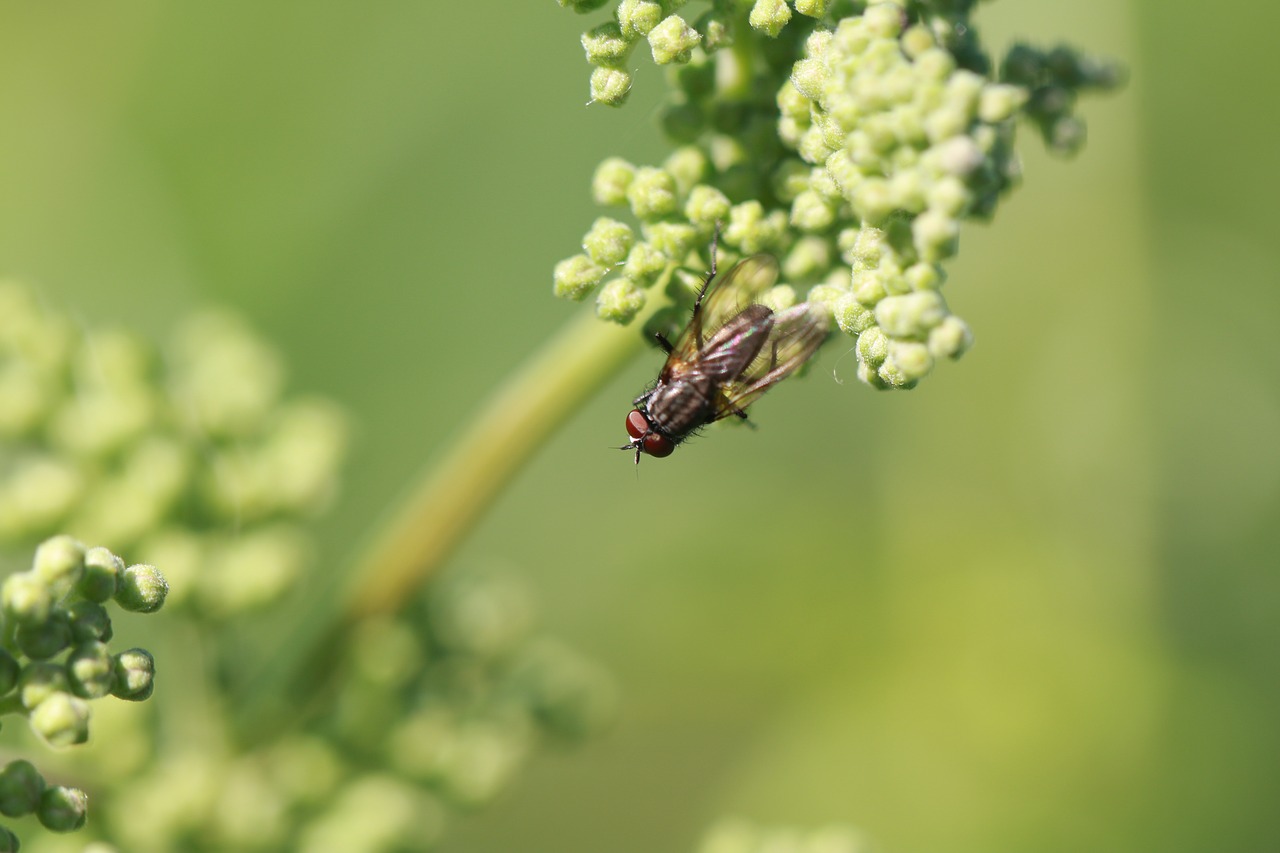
[690,222,722,350]
[653,331,674,354]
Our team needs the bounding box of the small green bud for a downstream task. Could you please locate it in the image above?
[776,80,811,120]
[904,262,945,292]
[927,135,984,177]
[591,157,636,206]
[114,564,168,613]
[581,22,634,68]
[887,340,933,380]
[806,283,845,312]
[663,145,709,194]
[979,83,1029,123]
[856,326,889,366]
[795,0,830,18]
[749,0,791,38]
[900,24,935,59]
[582,217,635,267]
[851,178,894,225]
[914,47,956,82]
[683,184,732,227]
[559,0,610,11]
[875,291,947,339]
[647,15,700,65]
[621,242,669,287]
[928,315,973,359]
[790,191,836,233]
[851,267,890,305]
[696,11,731,51]
[2,573,51,626]
[16,612,72,660]
[37,785,87,833]
[0,760,43,817]
[68,600,114,643]
[111,648,155,701]
[626,167,679,219]
[835,294,876,335]
[725,202,786,253]
[67,642,116,699]
[29,692,91,748]
[79,545,123,603]
[772,159,811,203]
[782,236,833,283]
[0,826,17,852]
[863,2,905,39]
[641,221,699,259]
[912,209,960,262]
[1045,114,1086,154]
[0,651,18,695]
[589,66,632,106]
[923,104,970,143]
[31,535,85,598]
[758,285,798,313]
[553,254,606,301]
[595,279,647,324]
[790,58,828,102]
[617,0,663,39]
[20,663,68,711]
[876,356,917,389]
[926,175,972,217]
[798,125,836,165]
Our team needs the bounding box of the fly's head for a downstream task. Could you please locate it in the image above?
[621,408,675,464]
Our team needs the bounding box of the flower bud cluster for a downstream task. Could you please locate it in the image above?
[568,0,729,106]
[696,817,875,853]
[556,1,1119,390]
[555,146,803,326]
[0,536,164,848]
[0,283,347,617]
[107,567,613,852]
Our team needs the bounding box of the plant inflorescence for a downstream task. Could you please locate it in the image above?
[556,0,1121,388]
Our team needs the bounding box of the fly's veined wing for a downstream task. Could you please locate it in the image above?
[673,254,780,360]
[708,302,830,422]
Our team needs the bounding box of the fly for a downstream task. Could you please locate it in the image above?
[621,235,829,463]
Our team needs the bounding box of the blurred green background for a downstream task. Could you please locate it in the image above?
[1,1,1276,851]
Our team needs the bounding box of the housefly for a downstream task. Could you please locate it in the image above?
[621,241,829,463]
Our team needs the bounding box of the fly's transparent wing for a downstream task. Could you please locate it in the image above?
[671,254,779,361]
[708,302,830,422]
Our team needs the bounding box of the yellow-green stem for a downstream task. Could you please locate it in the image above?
[343,293,664,620]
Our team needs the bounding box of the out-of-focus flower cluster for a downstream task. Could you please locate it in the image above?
[0,282,347,617]
[0,535,166,851]
[74,568,614,853]
[696,818,876,853]
[556,0,1121,389]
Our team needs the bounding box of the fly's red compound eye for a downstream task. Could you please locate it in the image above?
[625,409,649,440]
[625,410,674,457]
[642,432,674,457]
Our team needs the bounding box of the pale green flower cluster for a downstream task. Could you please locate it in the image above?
[0,535,165,850]
[696,818,876,853]
[556,0,1120,390]
[95,569,613,853]
[0,282,347,616]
